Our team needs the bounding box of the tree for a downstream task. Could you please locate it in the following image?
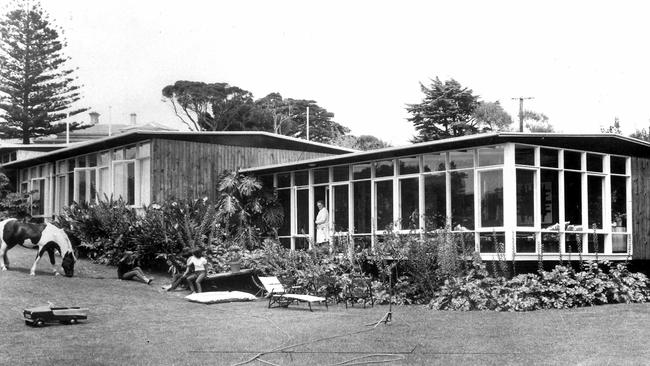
[244,91,348,143]
[601,117,622,134]
[473,101,513,131]
[279,98,349,143]
[524,110,555,132]
[254,92,292,134]
[162,83,347,142]
[332,134,391,150]
[0,1,87,144]
[630,128,650,142]
[406,78,481,142]
[162,81,257,131]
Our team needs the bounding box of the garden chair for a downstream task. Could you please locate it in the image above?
[341,275,374,309]
[257,276,328,311]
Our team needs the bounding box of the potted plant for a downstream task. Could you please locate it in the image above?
[228,244,242,273]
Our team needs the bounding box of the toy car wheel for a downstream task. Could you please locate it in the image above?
[35,319,44,327]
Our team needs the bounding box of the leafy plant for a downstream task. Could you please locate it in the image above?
[215,171,283,249]
[55,196,138,264]
[0,172,33,220]
[431,261,650,312]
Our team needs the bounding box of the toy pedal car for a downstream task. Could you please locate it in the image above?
[24,304,89,327]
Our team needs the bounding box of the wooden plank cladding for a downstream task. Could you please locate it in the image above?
[631,157,650,260]
[151,138,334,202]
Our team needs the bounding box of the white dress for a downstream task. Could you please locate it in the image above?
[315,208,330,243]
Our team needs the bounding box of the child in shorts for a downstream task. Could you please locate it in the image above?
[185,248,209,293]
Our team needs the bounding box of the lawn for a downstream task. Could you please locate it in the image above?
[1,246,650,366]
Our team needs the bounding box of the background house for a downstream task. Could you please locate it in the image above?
[35,112,175,145]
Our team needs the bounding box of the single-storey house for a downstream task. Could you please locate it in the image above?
[4,131,650,265]
[243,133,650,264]
[0,131,354,219]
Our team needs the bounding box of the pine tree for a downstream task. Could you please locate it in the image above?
[0,1,87,144]
[406,77,481,142]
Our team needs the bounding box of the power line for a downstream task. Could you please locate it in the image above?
[511,97,534,132]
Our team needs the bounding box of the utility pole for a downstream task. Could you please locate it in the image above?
[306,106,310,141]
[108,106,113,136]
[66,113,70,145]
[512,97,534,132]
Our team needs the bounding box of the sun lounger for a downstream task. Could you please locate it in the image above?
[257,276,328,311]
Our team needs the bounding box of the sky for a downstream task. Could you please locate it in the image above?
[13,0,650,145]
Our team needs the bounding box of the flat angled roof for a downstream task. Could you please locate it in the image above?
[243,132,650,174]
[1,130,356,169]
[0,143,70,152]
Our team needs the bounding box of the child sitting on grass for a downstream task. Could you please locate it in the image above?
[117,251,152,284]
[166,259,193,291]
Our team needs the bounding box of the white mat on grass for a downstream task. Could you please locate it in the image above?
[185,291,257,304]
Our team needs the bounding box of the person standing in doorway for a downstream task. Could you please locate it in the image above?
[315,200,330,244]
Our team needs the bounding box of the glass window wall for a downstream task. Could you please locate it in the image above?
[269,143,631,257]
[515,145,535,166]
[399,157,419,175]
[353,181,371,233]
[375,160,394,177]
[516,169,535,227]
[399,178,419,229]
[451,170,474,230]
[375,180,393,230]
[352,163,371,180]
[424,174,446,230]
[479,169,503,227]
[449,150,473,170]
[423,153,445,172]
[333,185,349,232]
[478,146,504,167]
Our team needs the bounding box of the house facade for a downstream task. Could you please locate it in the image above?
[1,131,353,220]
[244,133,650,262]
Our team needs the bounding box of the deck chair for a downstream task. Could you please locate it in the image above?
[257,276,328,311]
[342,275,374,309]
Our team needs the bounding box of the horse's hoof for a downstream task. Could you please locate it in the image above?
[54,272,60,276]
[1,266,7,271]
[29,272,35,276]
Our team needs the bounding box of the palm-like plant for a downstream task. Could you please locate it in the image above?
[216,171,283,250]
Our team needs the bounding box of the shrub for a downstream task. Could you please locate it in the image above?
[54,171,283,271]
[430,261,650,311]
[374,228,477,305]
[55,196,138,264]
[0,172,35,220]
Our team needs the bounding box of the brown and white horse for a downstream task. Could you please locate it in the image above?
[0,219,76,277]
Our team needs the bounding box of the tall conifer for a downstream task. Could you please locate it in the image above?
[0,1,87,144]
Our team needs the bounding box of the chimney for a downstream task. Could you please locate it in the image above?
[89,112,100,125]
[130,113,137,125]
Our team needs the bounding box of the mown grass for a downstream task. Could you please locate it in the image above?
[1,245,650,365]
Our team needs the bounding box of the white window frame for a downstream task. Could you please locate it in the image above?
[112,159,136,206]
[73,167,98,204]
[270,142,633,259]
